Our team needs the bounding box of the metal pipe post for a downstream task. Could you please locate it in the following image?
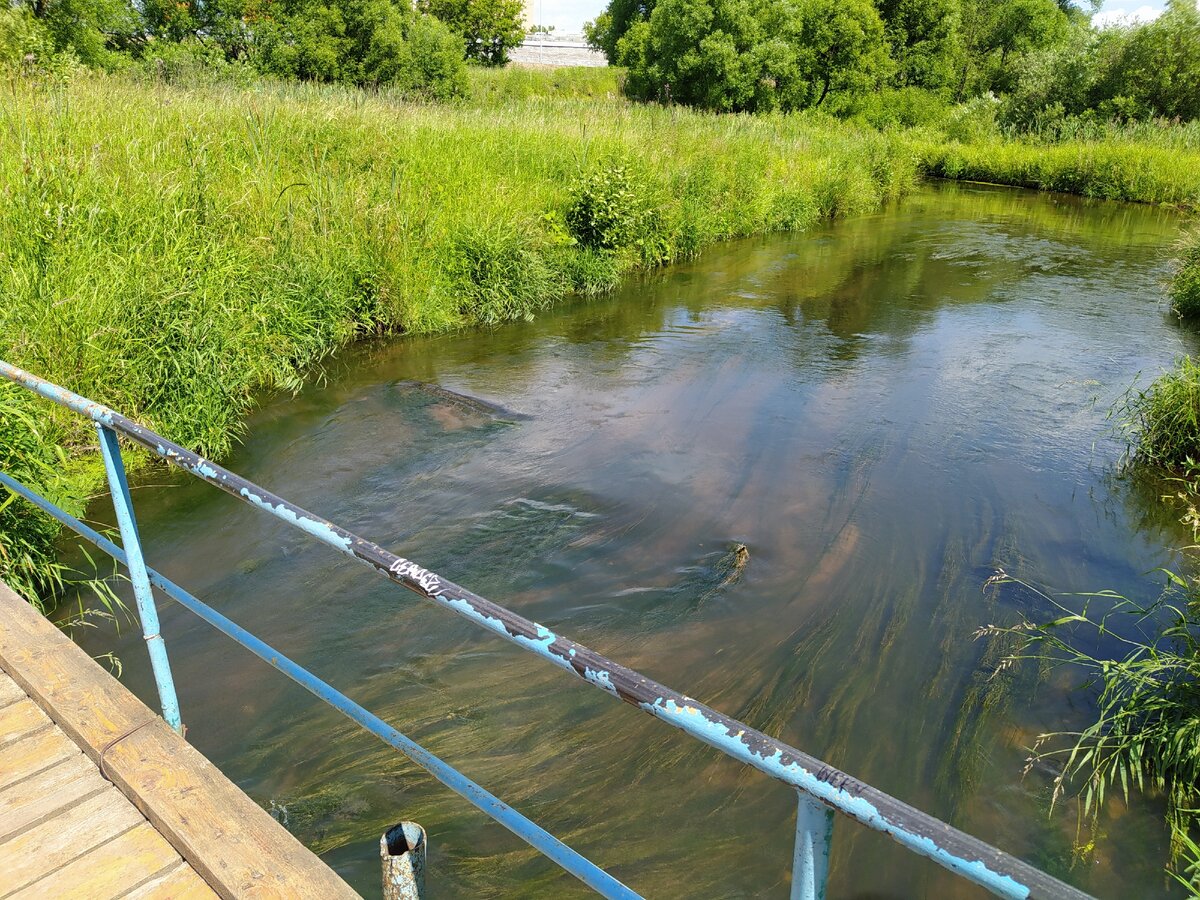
[95,424,182,734]
[381,822,426,900]
[792,793,833,900]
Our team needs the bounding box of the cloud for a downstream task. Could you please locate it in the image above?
[1092,3,1164,27]
[525,0,607,33]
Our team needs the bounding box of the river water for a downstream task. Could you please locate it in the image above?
[68,183,1194,897]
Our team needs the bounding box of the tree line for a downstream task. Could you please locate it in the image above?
[585,0,1200,123]
[0,0,532,94]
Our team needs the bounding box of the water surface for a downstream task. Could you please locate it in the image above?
[70,183,1194,897]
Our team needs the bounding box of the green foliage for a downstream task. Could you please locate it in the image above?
[566,163,662,261]
[0,387,74,606]
[1104,0,1200,122]
[986,573,1200,890]
[251,0,467,94]
[419,0,525,66]
[940,91,1000,141]
[915,128,1200,205]
[1171,228,1200,319]
[1000,2,1200,130]
[618,0,891,112]
[1121,356,1200,471]
[955,0,1068,97]
[12,0,138,68]
[466,65,623,103]
[446,222,558,323]
[0,6,51,69]
[584,0,656,64]
[877,0,962,91]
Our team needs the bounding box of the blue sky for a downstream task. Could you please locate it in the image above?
[530,0,1171,34]
[1093,0,1167,26]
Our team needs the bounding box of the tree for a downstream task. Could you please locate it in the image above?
[584,0,656,63]
[13,0,138,66]
[795,0,892,106]
[955,0,1068,97]
[875,0,963,91]
[419,0,526,66]
[253,0,467,94]
[1111,0,1200,120]
[619,0,890,112]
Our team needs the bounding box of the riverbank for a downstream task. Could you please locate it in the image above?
[2,68,1198,604]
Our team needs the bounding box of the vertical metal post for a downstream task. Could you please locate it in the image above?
[95,424,183,734]
[381,822,426,900]
[791,792,833,900]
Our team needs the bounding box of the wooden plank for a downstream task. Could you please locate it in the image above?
[0,673,24,708]
[0,698,51,750]
[122,861,222,900]
[0,581,360,900]
[0,786,145,894]
[0,725,77,792]
[6,821,180,900]
[0,753,107,843]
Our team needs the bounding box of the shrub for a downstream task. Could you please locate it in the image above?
[251,0,467,95]
[0,6,50,69]
[617,0,890,113]
[942,93,1000,143]
[565,163,666,264]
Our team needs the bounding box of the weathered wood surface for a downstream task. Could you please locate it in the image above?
[0,580,360,899]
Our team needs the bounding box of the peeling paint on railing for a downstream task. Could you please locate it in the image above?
[0,359,1093,900]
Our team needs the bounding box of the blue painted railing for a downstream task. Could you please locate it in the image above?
[0,359,1092,900]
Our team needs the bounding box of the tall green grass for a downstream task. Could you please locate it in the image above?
[915,135,1200,206]
[0,71,918,604]
[1121,357,1200,471]
[1170,228,1200,318]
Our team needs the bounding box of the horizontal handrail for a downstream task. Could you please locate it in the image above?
[0,469,637,898]
[0,359,1093,899]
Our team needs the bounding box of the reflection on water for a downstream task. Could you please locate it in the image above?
[67,183,1195,897]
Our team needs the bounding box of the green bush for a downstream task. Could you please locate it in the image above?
[942,93,1001,143]
[0,6,49,68]
[418,0,526,66]
[566,163,665,263]
[1170,228,1200,319]
[829,86,950,130]
[251,1,467,95]
[616,0,890,113]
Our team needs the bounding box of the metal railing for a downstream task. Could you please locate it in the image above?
[0,359,1092,900]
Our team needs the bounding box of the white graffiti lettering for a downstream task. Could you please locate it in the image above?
[388,558,442,594]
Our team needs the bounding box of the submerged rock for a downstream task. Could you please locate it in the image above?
[391,381,529,423]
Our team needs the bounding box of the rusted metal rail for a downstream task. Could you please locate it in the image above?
[0,359,1093,900]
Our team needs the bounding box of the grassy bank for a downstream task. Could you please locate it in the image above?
[5,66,1200,605]
[916,135,1200,207]
[0,71,917,601]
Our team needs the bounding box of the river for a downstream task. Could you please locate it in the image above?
[67,182,1194,897]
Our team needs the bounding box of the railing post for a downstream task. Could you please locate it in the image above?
[791,792,833,900]
[381,821,426,900]
[95,424,183,734]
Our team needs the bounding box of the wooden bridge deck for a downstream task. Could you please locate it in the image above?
[0,582,360,900]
